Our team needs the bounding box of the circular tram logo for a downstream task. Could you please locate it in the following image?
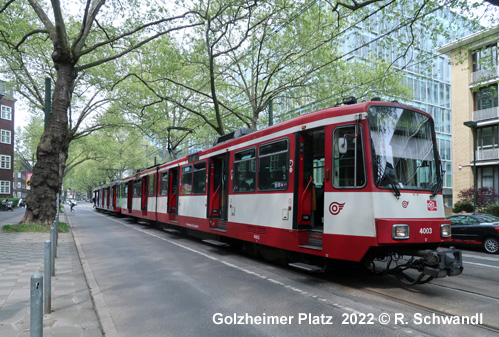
[402,201,409,208]
[329,202,345,215]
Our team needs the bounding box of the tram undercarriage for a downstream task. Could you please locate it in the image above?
[364,246,463,285]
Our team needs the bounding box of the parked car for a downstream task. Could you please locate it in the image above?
[446,213,499,254]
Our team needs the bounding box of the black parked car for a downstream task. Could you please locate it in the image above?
[446,213,499,254]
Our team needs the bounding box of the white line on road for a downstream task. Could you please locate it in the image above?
[463,261,499,270]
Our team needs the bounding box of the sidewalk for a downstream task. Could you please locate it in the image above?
[0,207,102,336]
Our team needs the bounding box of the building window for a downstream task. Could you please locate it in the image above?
[474,84,498,111]
[1,130,11,144]
[478,167,498,202]
[1,105,12,120]
[477,124,498,148]
[0,181,10,194]
[0,155,11,169]
[473,44,499,72]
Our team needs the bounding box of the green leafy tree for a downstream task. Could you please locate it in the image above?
[0,0,200,225]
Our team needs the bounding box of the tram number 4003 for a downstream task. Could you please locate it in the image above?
[419,228,432,235]
[254,235,260,240]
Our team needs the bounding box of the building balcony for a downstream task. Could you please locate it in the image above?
[473,106,499,122]
[477,147,499,161]
[471,67,498,84]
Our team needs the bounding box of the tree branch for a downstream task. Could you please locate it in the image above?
[0,0,16,14]
[27,0,57,42]
[76,21,202,71]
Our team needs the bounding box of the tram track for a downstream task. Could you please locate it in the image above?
[356,285,499,334]
[93,211,499,336]
[426,282,499,302]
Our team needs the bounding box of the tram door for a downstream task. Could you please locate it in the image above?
[141,176,148,216]
[127,181,133,212]
[208,154,229,229]
[112,185,117,208]
[295,129,325,248]
[167,168,179,221]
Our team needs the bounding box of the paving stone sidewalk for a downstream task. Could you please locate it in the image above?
[0,208,102,336]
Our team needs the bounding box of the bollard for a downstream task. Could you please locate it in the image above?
[55,193,60,244]
[30,274,43,337]
[52,220,58,254]
[44,240,51,314]
[50,227,55,276]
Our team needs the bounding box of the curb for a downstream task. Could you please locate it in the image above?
[65,207,120,337]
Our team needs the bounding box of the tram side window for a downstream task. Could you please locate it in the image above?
[193,161,206,194]
[181,165,193,195]
[160,172,168,196]
[133,179,142,196]
[149,174,156,196]
[233,148,256,192]
[258,139,289,191]
[333,126,366,188]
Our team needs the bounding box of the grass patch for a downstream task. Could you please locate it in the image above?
[2,222,69,233]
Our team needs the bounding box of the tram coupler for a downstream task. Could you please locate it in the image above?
[417,247,463,278]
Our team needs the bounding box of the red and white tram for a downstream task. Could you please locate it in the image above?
[94,179,121,214]
[94,100,463,284]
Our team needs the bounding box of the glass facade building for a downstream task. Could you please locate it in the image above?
[271,5,476,206]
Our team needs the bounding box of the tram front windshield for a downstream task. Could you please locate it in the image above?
[368,105,439,192]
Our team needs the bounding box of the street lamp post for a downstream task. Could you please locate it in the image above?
[464,121,478,214]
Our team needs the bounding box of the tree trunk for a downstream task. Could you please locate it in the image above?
[21,63,75,226]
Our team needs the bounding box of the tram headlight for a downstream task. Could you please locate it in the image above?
[392,224,409,240]
[440,224,451,238]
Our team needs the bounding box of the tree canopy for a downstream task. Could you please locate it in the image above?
[0,0,497,223]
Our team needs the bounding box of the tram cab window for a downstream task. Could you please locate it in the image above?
[258,139,289,191]
[193,161,207,194]
[233,148,256,192]
[181,165,193,195]
[160,172,168,196]
[333,126,366,188]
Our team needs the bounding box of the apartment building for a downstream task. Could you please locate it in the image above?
[437,26,499,204]
[0,81,15,198]
[12,151,33,198]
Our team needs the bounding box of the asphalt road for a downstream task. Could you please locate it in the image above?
[69,203,499,337]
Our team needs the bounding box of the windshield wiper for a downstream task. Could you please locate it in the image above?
[377,162,401,198]
[388,179,401,198]
[431,174,442,198]
[431,157,444,198]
